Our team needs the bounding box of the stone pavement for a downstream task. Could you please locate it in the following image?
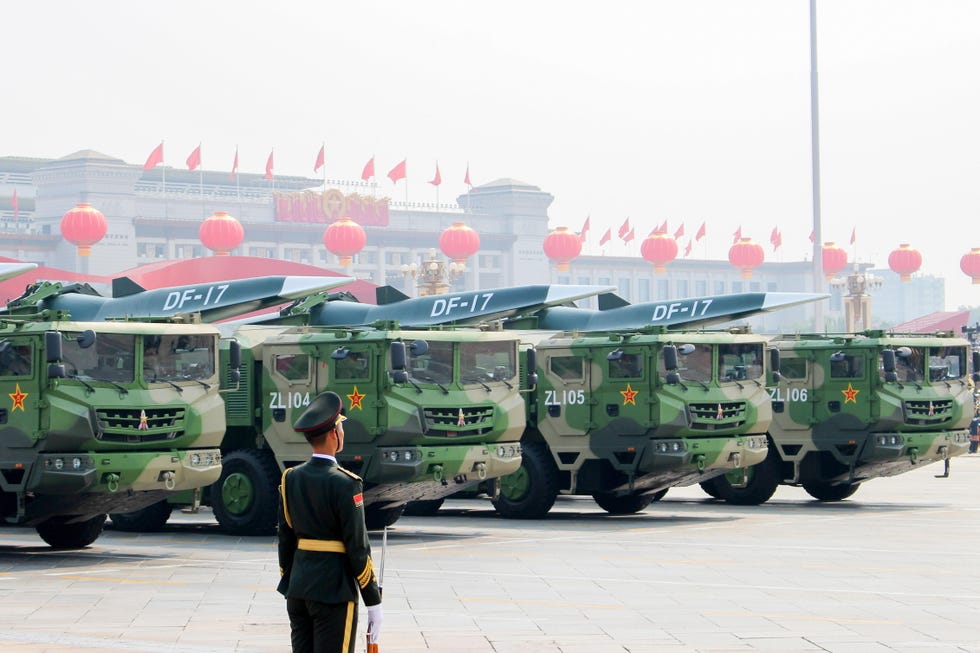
[1,455,979,652]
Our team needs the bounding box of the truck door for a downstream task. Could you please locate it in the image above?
[769,350,814,432]
[538,348,591,438]
[0,338,40,448]
[263,344,316,446]
[594,346,648,436]
[321,345,378,445]
[824,350,873,428]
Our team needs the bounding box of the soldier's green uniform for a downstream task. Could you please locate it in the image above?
[277,392,382,653]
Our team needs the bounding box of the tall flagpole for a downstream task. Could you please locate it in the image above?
[809,0,825,331]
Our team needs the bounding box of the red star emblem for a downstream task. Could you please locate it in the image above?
[621,383,638,406]
[138,409,149,430]
[347,386,365,410]
[9,383,27,411]
[842,383,860,404]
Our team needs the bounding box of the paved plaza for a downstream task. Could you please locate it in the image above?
[1,456,979,652]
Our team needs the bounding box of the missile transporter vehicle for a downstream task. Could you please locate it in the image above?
[0,317,228,547]
[205,323,526,534]
[487,327,773,518]
[701,330,975,504]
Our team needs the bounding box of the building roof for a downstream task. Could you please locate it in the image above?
[890,310,969,333]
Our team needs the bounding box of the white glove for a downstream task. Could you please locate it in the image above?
[366,604,383,644]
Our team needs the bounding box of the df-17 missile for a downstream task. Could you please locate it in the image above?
[1,275,355,322]
[527,291,830,331]
[269,284,616,328]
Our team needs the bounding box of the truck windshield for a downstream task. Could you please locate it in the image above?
[409,340,454,386]
[144,334,216,382]
[885,346,926,382]
[64,332,136,383]
[927,345,967,381]
[718,343,764,382]
[668,344,713,383]
[460,340,517,385]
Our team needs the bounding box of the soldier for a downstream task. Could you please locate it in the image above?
[277,391,383,653]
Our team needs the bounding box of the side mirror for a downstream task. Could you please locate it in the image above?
[409,340,428,356]
[45,331,63,363]
[663,345,679,372]
[228,340,241,384]
[769,348,781,374]
[77,329,96,349]
[677,344,696,355]
[882,349,896,373]
[973,351,980,384]
[331,347,350,360]
[525,348,538,391]
[665,371,680,385]
[390,341,408,383]
[606,349,623,361]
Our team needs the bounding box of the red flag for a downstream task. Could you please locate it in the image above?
[599,228,612,246]
[388,159,407,183]
[314,145,325,173]
[428,162,442,186]
[624,227,636,244]
[464,163,473,187]
[770,227,782,251]
[850,227,856,245]
[361,156,375,181]
[230,148,239,180]
[580,216,591,242]
[265,150,274,179]
[808,230,814,243]
[673,223,685,239]
[143,142,164,170]
[657,220,668,234]
[11,188,18,220]
[618,217,630,239]
[695,221,706,241]
[186,144,201,171]
[684,240,692,256]
[732,225,742,243]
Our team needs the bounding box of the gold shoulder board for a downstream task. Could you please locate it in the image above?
[338,466,362,482]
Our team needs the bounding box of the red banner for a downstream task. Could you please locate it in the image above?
[273,189,390,226]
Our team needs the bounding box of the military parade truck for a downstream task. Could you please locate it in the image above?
[485,327,773,518]
[0,317,231,547]
[195,323,527,534]
[701,330,975,504]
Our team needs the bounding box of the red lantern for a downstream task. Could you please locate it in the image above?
[323,217,367,266]
[888,243,922,282]
[821,242,848,281]
[543,226,582,272]
[961,248,980,285]
[60,203,107,256]
[199,211,244,256]
[640,232,678,274]
[438,221,480,266]
[728,237,765,279]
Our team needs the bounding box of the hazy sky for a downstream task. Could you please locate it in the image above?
[4,1,979,310]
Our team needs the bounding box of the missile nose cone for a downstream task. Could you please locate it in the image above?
[0,262,37,282]
[278,276,355,299]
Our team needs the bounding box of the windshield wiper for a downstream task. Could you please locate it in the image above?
[462,375,491,392]
[180,375,211,390]
[69,373,96,394]
[147,374,183,393]
[90,376,129,395]
[416,373,449,394]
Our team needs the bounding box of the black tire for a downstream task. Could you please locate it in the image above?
[109,500,173,532]
[491,440,559,519]
[36,514,106,548]
[700,443,781,506]
[802,480,861,502]
[592,489,661,515]
[402,499,445,516]
[211,449,281,536]
[365,504,405,530]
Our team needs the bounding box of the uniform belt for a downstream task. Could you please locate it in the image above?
[297,538,346,553]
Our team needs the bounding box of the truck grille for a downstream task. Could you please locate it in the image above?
[904,399,954,425]
[94,407,186,443]
[688,401,747,430]
[423,405,495,436]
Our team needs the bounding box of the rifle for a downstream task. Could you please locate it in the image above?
[366,525,387,653]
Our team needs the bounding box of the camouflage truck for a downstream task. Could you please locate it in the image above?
[0,318,230,547]
[485,327,772,518]
[701,330,975,504]
[194,323,526,534]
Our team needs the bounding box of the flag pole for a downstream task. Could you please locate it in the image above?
[199,143,204,219]
[162,141,168,220]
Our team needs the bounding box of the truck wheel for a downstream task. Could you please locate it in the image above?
[592,489,662,515]
[802,480,861,501]
[109,500,173,532]
[35,514,106,548]
[491,440,558,519]
[402,499,445,516]
[700,444,781,506]
[211,449,281,536]
[365,505,405,530]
